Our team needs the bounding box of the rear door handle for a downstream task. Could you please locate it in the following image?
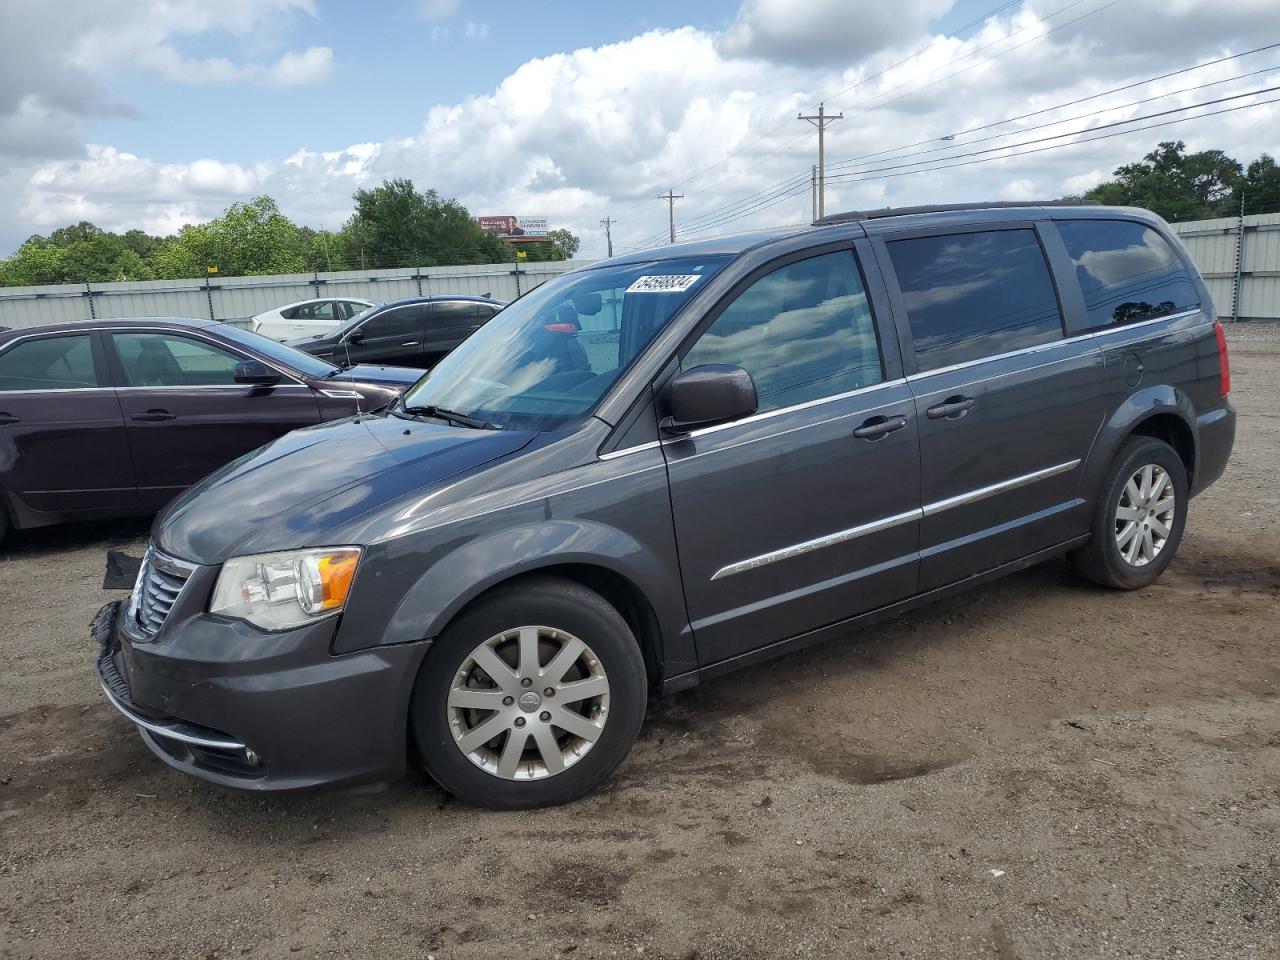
[400,341,420,347]
[852,414,908,440]
[131,410,177,422]
[926,395,976,420]
[0,413,18,425]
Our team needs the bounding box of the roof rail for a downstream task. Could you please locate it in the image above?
[816,199,1099,225]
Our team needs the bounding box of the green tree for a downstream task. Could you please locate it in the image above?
[1230,153,1280,216]
[153,196,309,278]
[0,239,67,286]
[546,228,580,259]
[1083,141,1243,222]
[339,178,512,268]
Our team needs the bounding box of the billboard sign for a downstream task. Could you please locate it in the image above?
[477,215,549,239]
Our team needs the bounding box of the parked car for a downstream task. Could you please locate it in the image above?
[0,317,423,540]
[94,203,1233,809]
[287,295,506,368]
[251,297,375,341]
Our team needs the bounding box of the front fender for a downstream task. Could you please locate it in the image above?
[370,519,691,669]
[1078,383,1198,508]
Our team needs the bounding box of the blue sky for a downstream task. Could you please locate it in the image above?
[87,0,997,164]
[2,0,1277,258]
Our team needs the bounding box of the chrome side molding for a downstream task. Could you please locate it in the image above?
[710,459,1081,580]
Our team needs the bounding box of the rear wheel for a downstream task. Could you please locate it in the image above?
[410,577,647,809]
[1070,436,1188,589]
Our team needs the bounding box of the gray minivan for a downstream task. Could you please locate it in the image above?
[93,202,1235,808]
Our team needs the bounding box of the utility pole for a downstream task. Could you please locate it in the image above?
[811,165,817,223]
[659,190,684,244]
[798,101,842,220]
[599,217,618,258]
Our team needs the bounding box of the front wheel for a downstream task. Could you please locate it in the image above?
[410,577,647,809]
[1070,436,1188,589]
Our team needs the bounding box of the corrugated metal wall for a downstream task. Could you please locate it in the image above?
[1172,213,1280,322]
[0,260,590,330]
[5,214,1280,328]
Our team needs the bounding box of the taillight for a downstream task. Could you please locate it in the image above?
[1213,320,1230,397]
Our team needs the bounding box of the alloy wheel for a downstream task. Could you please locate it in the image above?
[446,626,610,780]
[1114,463,1176,567]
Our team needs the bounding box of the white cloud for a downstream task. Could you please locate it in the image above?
[5,0,1280,258]
[265,46,335,85]
[415,0,459,19]
[465,21,490,40]
[721,0,955,65]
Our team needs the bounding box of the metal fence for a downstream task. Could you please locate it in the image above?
[1172,213,1280,322]
[5,214,1280,329]
[0,260,591,330]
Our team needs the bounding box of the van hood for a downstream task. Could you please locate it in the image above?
[154,413,533,564]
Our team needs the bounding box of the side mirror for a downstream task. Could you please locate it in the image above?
[233,359,281,386]
[660,364,757,435]
[344,331,364,345]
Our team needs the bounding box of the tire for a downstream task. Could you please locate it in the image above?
[1070,436,1188,589]
[410,576,647,809]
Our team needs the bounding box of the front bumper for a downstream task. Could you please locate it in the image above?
[92,599,431,791]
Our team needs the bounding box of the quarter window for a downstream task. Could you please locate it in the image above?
[0,334,99,391]
[889,228,1063,372]
[114,333,243,387]
[1056,219,1200,329]
[683,250,883,413]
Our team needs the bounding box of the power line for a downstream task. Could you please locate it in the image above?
[827,40,1280,172]
[614,0,1095,236]
[825,65,1280,177]
[659,51,1280,242]
[824,83,1280,184]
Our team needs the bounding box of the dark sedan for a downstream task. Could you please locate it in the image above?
[287,295,505,368]
[0,317,423,541]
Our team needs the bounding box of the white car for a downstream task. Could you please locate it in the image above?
[251,298,376,341]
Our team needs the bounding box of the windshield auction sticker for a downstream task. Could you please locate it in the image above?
[626,275,702,294]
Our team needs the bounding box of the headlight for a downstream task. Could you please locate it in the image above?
[210,547,362,631]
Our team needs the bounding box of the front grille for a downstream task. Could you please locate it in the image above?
[127,545,193,640]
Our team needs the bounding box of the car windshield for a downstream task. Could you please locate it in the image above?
[331,302,384,337]
[215,324,340,378]
[401,256,730,431]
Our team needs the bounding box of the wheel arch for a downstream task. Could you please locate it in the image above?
[1079,384,1199,510]
[378,520,688,687]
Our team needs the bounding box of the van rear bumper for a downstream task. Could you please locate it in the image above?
[1193,402,1235,496]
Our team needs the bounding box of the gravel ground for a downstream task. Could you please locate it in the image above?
[2,324,1278,960]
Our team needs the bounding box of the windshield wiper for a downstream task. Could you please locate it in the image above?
[401,402,498,430]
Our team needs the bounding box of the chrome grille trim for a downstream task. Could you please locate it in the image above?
[127,544,195,641]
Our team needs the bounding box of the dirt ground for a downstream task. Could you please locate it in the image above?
[2,325,1278,960]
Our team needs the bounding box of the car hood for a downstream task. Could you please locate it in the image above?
[313,364,425,389]
[154,414,534,564]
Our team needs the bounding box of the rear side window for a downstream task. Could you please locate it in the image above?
[0,334,99,391]
[1056,220,1200,329]
[431,301,477,325]
[683,250,883,413]
[889,228,1063,372]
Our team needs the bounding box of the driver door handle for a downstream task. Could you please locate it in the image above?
[926,395,976,420]
[852,414,908,440]
[0,412,18,425]
[131,409,177,422]
[400,341,420,347]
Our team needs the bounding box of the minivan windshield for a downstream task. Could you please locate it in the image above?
[401,256,730,431]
